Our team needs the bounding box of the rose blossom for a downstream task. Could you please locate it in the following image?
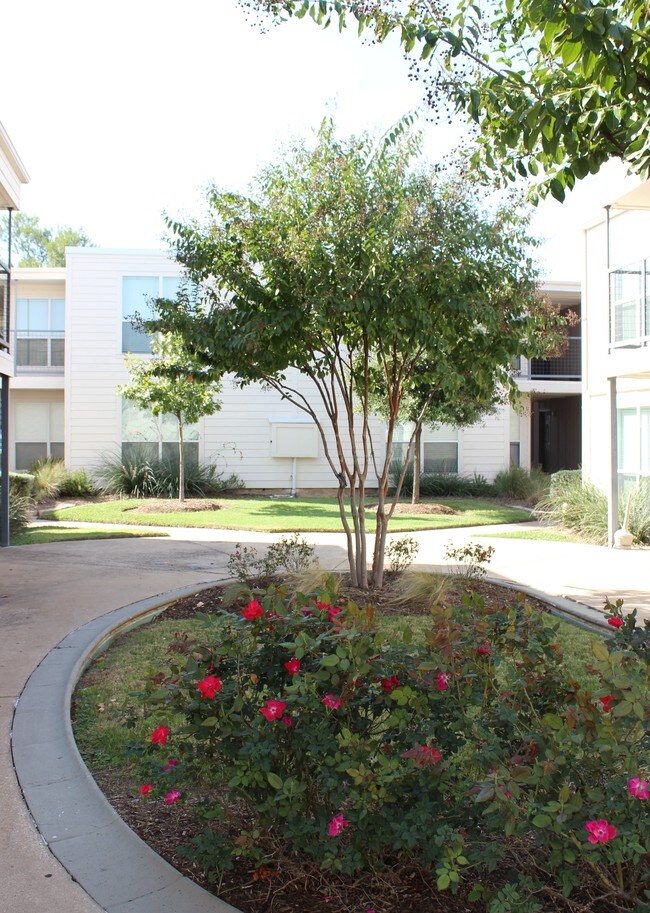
[164,789,182,805]
[163,758,178,772]
[242,599,264,620]
[607,616,623,628]
[628,777,650,799]
[381,675,400,693]
[436,672,450,691]
[585,819,616,844]
[284,658,301,675]
[599,695,615,713]
[259,699,287,721]
[327,606,343,623]
[328,813,349,837]
[477,643,493,656]
[139,784,152,797]
[197,674,222,699]
[322,694,343,710]
[151,725,170,745]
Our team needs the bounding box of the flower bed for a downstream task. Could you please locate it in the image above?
[114,586,649,912]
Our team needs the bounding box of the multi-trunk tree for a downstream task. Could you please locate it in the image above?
[153,120,566,586]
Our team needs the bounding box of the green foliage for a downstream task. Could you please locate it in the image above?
[444,541,495,580]
[155,118,566,587]
[492,466,549,502]
[96,450,241,499]
[59,468,97,498]
[29,456,69,501]
[385,534,420,572]
[133,586,649,907]
[0,212,93,266]
[8,471,35,500]
[259,1,650,196]
[227,534,316,582]
[537,471,650,544]
[392,462,494,497]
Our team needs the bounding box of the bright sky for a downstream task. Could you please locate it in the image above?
[2,0,633,280]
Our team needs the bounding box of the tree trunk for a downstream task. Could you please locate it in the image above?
[178,415,185,503]
[411,424,421,505]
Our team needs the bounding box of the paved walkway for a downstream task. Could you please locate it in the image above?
[1,525,648,913]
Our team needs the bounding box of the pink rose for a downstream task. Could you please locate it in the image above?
[585,819,616,844]
[436,672,450,691]
[322,694,343,710]
[259,699,287,721]
[164,789,182,805]
[628,777,650,799]
[328,813,349,837]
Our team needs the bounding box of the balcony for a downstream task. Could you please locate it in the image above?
[13,330,65,374]
[522,337,582,380]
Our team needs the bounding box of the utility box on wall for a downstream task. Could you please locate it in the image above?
[270,418,319,458]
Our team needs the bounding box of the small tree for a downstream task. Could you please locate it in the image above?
[118,332,222,502]
[0,213,94,266]
[155,120,566,585]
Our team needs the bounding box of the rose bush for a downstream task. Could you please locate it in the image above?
[134,587,649,910]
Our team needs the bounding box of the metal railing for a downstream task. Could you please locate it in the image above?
[13,330,65,373]
[524,336,581,380]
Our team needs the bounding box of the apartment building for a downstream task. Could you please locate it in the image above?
[10,247,580,491]
[0,121,29,545]
[582,178,650,543]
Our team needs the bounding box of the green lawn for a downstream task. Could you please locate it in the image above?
[472,528,578,543]
[44,497,529,533]
[11,526,168,546]
[74,610,602,770]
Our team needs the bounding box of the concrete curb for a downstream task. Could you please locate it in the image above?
[10,573,611,913]
[11,581,242,913]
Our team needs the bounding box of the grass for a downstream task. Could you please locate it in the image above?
[472,528,578,543]
[44,496,529,533]
[74,607,603,770]
[11,526,168,546]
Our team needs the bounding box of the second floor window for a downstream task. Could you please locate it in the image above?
[122,276,182,353]
[16,298,65,368]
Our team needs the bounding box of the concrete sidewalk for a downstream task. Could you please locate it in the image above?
[0,527,647,913]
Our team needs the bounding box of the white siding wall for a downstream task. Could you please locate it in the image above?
[458,407,510,481]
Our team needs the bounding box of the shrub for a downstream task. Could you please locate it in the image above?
[385,535,420,572]
[9,471,34,500]
[29,457,69,502]
[392,570,452,606]
[134,588,649,910]
[392,462,494,498]
[96,450,244,499]
[443,541,495,580]
[59,468,97,498]
[227,534,316,582]
[492,466,549,502]
[536,471,650,545]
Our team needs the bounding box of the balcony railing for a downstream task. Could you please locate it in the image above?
[523,337,581,380]
[13,330,65,373]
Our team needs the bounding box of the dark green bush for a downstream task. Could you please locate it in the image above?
[59,468,98,498]
[392,461,493,497]
[492,466,549,501]
[8,473,35,535]
[134,587,649,910]
[9,472,35,499]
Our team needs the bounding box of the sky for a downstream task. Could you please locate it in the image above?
[2,0,634,280]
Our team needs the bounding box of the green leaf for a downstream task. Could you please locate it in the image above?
[532,814,552,827]
[267,772,283,790]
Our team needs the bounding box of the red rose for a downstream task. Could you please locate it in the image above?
[139,784,152,797]
[607,617,623,629]
[242,599,264,620]
[197,674,222,699]
[284,658,301,675]
[151,725,170,745]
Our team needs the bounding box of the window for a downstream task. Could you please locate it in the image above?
[121,400,199,466]
[423,425,459,474]
[122,276,182,353]
[14,402,64,470]
[16,298,65,368]
[609,260,647,345]
[618,406,650,492]
[509,407,521,467]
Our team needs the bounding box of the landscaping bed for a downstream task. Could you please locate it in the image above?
[73,575,648,913]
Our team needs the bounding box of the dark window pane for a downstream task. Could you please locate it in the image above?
[122,322,152,354]
[16,442,47,470]
[50,443,65,460]
[121,442,158,463]
[161,442,199,467]
[423,442,458,474]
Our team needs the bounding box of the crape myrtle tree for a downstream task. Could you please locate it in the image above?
[151,120,566,587]
[243,0,650,201]
[118,327,222,503]
[0,213,94,266]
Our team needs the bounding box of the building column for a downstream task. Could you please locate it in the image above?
[608,376,618,546]
[1,373,9,546]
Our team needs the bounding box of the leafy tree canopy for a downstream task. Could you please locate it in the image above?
[118,329,222,501]
[0,212,94,266]
[243,0,650,200]
[154,119,566,585]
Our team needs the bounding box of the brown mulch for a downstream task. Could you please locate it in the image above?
[387,503,457,516]
[77,578,608,913]
[124,499,225,514]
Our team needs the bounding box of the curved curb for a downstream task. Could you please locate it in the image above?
[11,582,242,913]
[10,575,611,913]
